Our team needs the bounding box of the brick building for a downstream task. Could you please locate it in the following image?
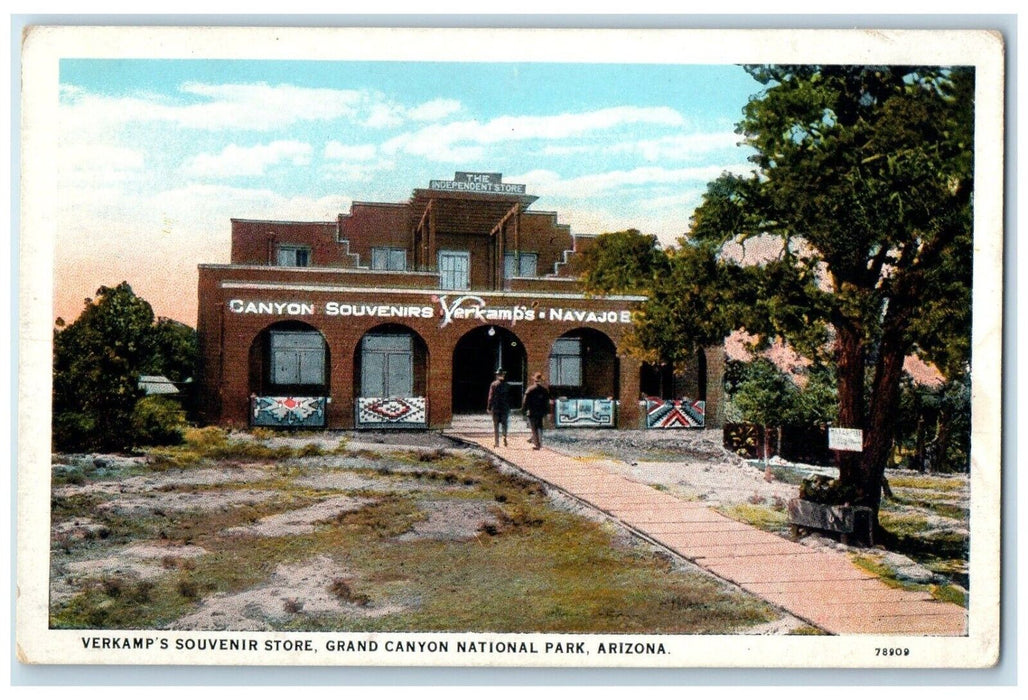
[197,172,723,430]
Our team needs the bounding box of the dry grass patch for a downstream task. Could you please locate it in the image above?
[51,437,788,634]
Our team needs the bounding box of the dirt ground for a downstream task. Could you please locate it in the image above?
[547,429,801,505]
[49,426,968,632]
[545,428,970,589]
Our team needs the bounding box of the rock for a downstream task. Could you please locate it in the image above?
[880,552,937,584]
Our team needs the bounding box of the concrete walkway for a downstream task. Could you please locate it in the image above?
[453,433,967,636]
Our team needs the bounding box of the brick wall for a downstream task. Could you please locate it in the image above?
[197,270,645,429]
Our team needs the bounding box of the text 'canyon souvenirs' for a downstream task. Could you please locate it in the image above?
[227,297,632,327]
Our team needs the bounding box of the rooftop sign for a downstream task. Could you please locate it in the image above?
[428,171,527,195]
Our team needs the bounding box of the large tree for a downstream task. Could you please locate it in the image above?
[53,282,198,452]
[586,66,973,531]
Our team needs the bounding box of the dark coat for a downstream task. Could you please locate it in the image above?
[523,382,551,418]
[487,379,511,414]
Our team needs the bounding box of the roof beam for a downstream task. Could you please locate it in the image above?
[490,202,521,237]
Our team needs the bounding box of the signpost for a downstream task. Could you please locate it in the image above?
[828,427,864,452]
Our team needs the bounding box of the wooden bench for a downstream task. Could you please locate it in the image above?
[787,498,874,546]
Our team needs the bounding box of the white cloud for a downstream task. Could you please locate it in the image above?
[181,140,312,179]
[363,102,405,129]
[178,82,366,130]
[322,141,394,181]
[517,164,753,200]
[609,131,746,161]
[323,159,397,182]
[536,144,594,157]
[409,98,461,121]
[383,106,686,162]
[324,141,378,161]
[60,82,371,133]
[149,183,350,228]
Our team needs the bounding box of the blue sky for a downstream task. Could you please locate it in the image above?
[56,59,762,324]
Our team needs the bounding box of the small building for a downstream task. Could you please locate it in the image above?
[138,375,180,396]
[196,172,723,430]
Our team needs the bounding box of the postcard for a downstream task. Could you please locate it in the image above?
[16,25,1004,669]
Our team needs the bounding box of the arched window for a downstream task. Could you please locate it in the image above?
[270,330,325,386]
[249,321,329,396]
[361,333,413,397]
[549,337,582,387]
[548,328,618,399]
[354,324,428,400]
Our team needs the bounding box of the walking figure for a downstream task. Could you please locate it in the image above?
[523,372,551,450]
[486,370,510,447]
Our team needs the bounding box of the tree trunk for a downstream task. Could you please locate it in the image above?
[833,320,866,487]
[861,317,911,529]
[935,407,952,473]
[914,415,926,472]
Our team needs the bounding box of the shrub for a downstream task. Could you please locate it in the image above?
[131,396,187,447]
[184,426,229,450]
[328,578,370,606]
[799,474,859,506]
[101,575,126,598]
[298,443,324,457]
[250,427,275,441]
[52,283,198,453]
[177,578,200,599]
[131,580,156,604]
[52,411,96,453]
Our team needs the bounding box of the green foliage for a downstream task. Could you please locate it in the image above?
[634,242,753,366]
[584,231,752,366]
[51,411,98,454]
[792,365,838,425]
[731,359,798,427]
[147,428,301,469]
[581,66,973,515]
[144,318,199,383]
[894,373,971,472]
[727,359,837,427]
[799,475,859,506]
[130,396,186,447]
[716,503,789,532]
[52,282,199,452]
[580,229,668,295]
[691,66,972,358]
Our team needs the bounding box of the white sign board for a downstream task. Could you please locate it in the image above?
[828,427,864,452]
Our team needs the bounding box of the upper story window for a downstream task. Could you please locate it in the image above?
[438,250,470,290]
[504,252,539,279]
[277,245,311,267]
[371,247,407,271]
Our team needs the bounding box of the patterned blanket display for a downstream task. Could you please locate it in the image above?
[251,396,328,428]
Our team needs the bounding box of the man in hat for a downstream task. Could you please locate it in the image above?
[523,372,551,450]
[486,370,511,447]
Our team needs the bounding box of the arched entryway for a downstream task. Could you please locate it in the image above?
[353,323,428,399]
[452,325,527,413]
[640,361,676,400]
[353,324,430,429]
[548,327,618,400]
[640,349,707,401]
[248,320,330,397]
[247,320,330,427]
